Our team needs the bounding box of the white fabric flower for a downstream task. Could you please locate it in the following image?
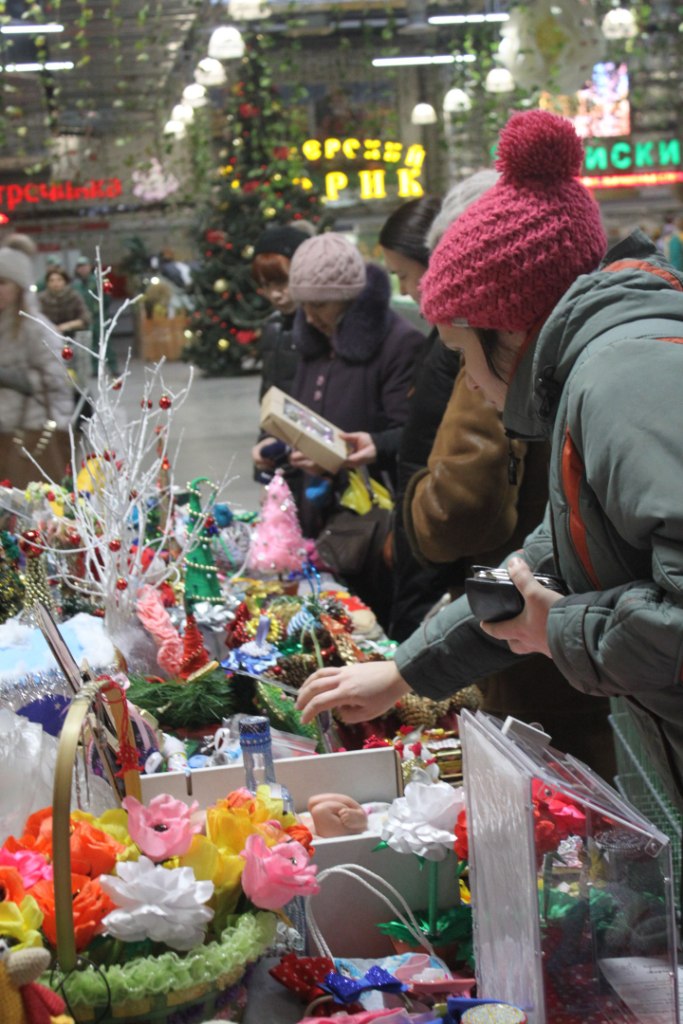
[100,856,214,951]
[381,781,466,862]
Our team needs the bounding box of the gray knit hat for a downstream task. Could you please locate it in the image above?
[0,246,34,292]
[289,233,366,303]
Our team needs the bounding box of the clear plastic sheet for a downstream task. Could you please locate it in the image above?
[460,710,678,1024]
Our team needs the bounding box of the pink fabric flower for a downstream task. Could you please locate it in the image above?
[240,834,319,910]
[136,584,183,674]
[123,794,201,861]
[0,847,52,888]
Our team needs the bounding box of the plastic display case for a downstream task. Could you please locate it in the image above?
[460,710,679,1024]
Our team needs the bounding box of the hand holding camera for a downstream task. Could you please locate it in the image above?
[466,563,567,623]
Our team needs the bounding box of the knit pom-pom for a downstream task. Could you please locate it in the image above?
[496,110,584,187]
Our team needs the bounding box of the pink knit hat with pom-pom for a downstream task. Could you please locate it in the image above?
[420,110,607,332]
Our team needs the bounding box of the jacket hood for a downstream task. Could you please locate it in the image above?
[294,262,392,364]
[504,231,683,439]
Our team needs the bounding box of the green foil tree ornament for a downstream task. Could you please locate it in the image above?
[183,477,223,610]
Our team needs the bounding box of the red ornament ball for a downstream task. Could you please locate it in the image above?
[46,490,55,502]
[61,345,74,361]
[103,278,114,294]
[108,539,122,552]
[204,515,215,530]
[111,378,123,391]
[158,395,172,410]
[116,577,128,591]
[140,399,153,409]
[19,529,42,557]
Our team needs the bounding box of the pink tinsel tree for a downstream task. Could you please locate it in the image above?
[247,470,307,576]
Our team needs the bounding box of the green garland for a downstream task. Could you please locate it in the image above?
[48,911,276,1011]
[125,672,254,729]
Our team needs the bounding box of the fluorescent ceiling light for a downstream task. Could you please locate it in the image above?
[372,54,475,67]
[1,22,64,34]
[429,13,509,24]
[2,61,74,71]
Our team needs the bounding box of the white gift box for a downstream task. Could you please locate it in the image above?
[141,746,459,957]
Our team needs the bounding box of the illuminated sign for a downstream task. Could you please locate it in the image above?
[300,137,426,202]
[581,170,683,189]
[0,178,122,212]
[584,137,680,173]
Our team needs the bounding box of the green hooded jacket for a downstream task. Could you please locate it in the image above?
[395,231,683,809]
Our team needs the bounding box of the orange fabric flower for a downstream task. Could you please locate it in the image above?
[5,808,124,877]
[284,823,315,856]
[0,865,26,905]
[32,874,115,952]
[69,820,125,877]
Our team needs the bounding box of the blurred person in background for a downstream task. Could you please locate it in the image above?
[38,267,90,340]
[0,235,75,486]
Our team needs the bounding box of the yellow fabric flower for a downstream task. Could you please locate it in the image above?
[0,894,44,950]
[206,792,293,855]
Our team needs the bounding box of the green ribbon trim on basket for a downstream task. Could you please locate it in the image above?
[47,910,277,1011]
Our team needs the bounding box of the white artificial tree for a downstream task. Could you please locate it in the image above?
[14,252,229,662]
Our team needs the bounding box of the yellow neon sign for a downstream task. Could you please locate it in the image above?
[302,137,427,202]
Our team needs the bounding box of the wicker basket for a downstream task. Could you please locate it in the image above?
[48,679,275,1024]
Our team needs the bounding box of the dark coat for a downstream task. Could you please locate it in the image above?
[258,310,299,401]
[291,263,426,477]
[390,332,462,640]
[290,263,425,622]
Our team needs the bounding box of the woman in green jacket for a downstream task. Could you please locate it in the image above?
[297,109,683,812]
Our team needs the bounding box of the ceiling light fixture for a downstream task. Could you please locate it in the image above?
[172,103,194,124]
[2,61,74,72]
[601,7,638,39]
[228,0,271,18]
[163,119,186,138]
[182,83,207,107]
[484,67,515,93]
[428,13,509,24]
[372,54,475,67]
[195,57,226,87]
[411,101,438,125]
[0,22,64,34]
[443,87,472,113]
[208,26,245,60]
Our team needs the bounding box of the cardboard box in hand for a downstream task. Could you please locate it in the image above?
[260,386,348,475]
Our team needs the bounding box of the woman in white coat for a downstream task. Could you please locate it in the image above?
[0,235,75,486]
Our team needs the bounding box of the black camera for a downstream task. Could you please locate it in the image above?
[465,565,567,623]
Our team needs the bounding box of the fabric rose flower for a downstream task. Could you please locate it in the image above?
[6,808,124,876]
[32,875,114,952]
[0,848,53,888]
[122,794,201,861]
[0,866,26,905]
[381,781,466,862]
[100,856,214,951]
[240,834,319,911]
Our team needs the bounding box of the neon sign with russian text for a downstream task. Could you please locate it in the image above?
[300,138,427,202]
[0,178,122,212]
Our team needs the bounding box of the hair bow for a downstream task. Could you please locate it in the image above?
[269,952,335,1002]
[321,965,408,1005]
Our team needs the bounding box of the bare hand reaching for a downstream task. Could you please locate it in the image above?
[296,660,411,724]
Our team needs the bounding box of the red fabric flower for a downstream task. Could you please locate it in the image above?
[453,808,468,862]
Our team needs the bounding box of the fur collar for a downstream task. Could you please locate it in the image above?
[295,263,392,364]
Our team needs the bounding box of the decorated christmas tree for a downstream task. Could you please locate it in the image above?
[182,32,330,376]
[247,470,307,577]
